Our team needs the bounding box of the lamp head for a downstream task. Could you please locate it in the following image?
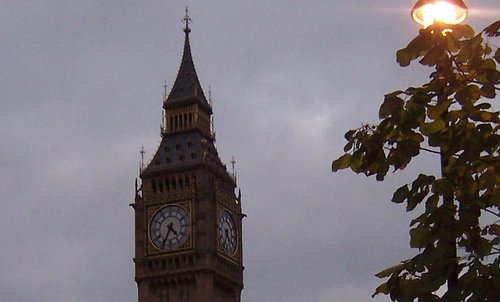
[411,0,468,28]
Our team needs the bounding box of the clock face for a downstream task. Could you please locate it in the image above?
[150,205,190,251]
[219,210,237,255]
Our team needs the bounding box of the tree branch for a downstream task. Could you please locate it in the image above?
[420,147,441,155]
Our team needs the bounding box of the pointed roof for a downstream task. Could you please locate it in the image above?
[165,9,211,113]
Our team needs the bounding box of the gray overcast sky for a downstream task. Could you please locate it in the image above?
[1,1,499,302]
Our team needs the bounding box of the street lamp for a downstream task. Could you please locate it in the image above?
[411,0,469,295]
[411,0,468,28]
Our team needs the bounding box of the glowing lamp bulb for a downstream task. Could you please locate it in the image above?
[411,0,468,28]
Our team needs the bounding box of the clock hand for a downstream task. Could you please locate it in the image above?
[167,222,178,236]
[163,227,171,247]
[162,222,176,247]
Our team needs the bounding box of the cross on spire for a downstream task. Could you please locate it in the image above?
[183,6,192,34]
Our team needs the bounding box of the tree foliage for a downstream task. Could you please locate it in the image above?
[332,21,500,301]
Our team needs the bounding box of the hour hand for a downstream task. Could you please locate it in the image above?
[167,222,178,236]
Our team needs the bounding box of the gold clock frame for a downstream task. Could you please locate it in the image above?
[217,206,240,260]
[147,200,194,255]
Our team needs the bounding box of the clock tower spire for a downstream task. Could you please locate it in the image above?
[132,10,244,302]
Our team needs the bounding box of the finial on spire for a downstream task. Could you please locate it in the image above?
[208,85,212,105]
[163,80,167,99]
[231,156,237,183]
[209,86,215,138]
[140,146,146,173]
[183,6,192,34]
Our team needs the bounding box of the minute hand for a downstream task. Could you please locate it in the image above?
[162,227,172,247]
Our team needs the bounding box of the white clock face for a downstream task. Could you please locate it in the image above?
[150,205,190,251]
[219,210,237,255]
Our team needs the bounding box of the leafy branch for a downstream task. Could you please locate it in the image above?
[332,20,500,302]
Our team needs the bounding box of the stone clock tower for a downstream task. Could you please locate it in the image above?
[132,10,243,302]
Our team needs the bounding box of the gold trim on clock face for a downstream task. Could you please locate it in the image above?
[219,210,237,255]
[150,205,191,252]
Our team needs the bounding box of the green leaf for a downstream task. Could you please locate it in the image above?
[420,119,446,135]
[380,94,404,118]
[372,283,389,297]
[475,102,492,110]
[452,24,475,39]
[492,190,500,206]
[397,47,418,67]
[408,30,434,52]
[392,185,410,204]
[448,110,466,122]
[481,84,496,99]
[427,100,451,119]
[419,46,443,66]
[434,178,454,197]
[489,224,500,236]
[400,140,421,158]
[486,69,500,85]
[484,20,500,37]
[482,58,497,70]
[410,213,425,227]
[344,129,356,140]
[343,140,353,152]
[407,191,427,212]
[413,174,434,188]
[375,262,407,278]
[456,85,481,105]
[409,225,429,248]
[376,162,389,181]
[471,111,499,123]
[425,194,439,212]
[350,156,363,172]
[332,153,351,172]
[446,33,459,53]
[409,91,431,105]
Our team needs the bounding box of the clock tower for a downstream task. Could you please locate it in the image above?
[132,9,244,302]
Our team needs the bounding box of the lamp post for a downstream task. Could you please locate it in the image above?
[411,0,469,298]
[332,1,498,299]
